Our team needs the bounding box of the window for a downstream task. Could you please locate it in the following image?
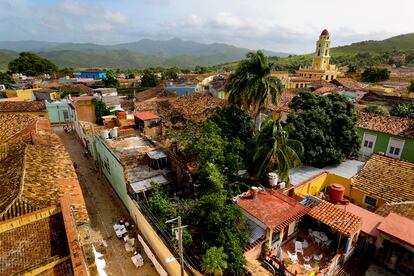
[364,195,377,207]
[63,110,69,121]
[386,138,404,159]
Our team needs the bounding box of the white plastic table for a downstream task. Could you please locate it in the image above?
[113,224,127,238]
[131,254,144,268]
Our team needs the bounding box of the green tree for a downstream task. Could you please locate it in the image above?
[0,72,14,84]
[102,72,119,88]
[408,79,414,92]
[210,105,253,143]
[226,50,282,131]
[141,69,160,87]
[361,67,390,83]
[285,92,360,167]
[362,104,390,116]
[202,247,228,276]
[128,73,136,79]
[8,52,58,76]
[163,67,179,80]
[194,66,208,74]
[390,102,414,119]
[253,118,303,182]
[93,99,111,125]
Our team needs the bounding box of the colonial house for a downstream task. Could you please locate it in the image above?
[357,111,414,162]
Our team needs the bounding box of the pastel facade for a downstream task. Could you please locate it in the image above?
[79,71,107,80]
[45,100,76,123]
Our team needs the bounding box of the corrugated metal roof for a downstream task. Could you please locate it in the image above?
[288,166,325,186]
[130,175,169,193]
[323,160,365,179]
[247,218,266,244]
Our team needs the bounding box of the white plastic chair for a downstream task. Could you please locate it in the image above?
[287,251,299,264]
[295,241,304,255]
[304,263,313,271]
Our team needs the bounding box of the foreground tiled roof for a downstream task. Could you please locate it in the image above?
[235,190,310,232]
[0,212,70,275]
[375,202,414,221]
[0,101,46,112]
[377,213,414,248]
[308,200,362,236]
[357,111,414,139]
[134,111,160,120]
[0,114,36,141]
[352,154,414,203]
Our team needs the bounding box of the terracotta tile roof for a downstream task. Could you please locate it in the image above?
[377,213,414,248]
[171,93,227,116]
[357,111,414,139]
[72,96,94,102]
[235,190,310,232]
[0,114,36,141]
[375,202,414,221]
[0,101,46,112]
[308,200,362,236]
[0,212,70,275]
[134,111,160,120]
[352,153,414,203]
[332,78,367,91]
[335,203,383,238]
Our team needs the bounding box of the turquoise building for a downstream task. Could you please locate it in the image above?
[45,100,75,123]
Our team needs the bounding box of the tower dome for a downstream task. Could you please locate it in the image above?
[321,29,329,36]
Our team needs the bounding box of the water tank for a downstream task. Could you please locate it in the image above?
[268,172,278,187]
[328,184,345,202]
[110,127,118,139]
[100,129,110,139]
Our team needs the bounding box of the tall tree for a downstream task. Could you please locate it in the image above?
[0,72,14,84]
[285,92,360,167]
[8,52,58,76]
[141,69,160,87]
[226,50,282,131]
[202,247,228,276]
[253,118,303,182]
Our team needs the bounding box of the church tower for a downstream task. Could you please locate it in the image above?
[312,29,331,71]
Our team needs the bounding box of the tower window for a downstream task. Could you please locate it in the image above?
[317,50,320,56]
[325,49,328,56]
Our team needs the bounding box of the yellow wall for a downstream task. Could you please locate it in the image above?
[294,173,328,197]
[369,85,393,94]
[6,89,38,100]
[294,172,352,198]
[349,187,385,208]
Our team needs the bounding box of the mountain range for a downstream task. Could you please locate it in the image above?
[0,38,288,71]
[1,33,414,71]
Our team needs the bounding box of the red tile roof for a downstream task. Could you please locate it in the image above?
[332,78,367,91]
[235,190,309,232]
[134,111,160,120]
[357,111,414,139]
[377,213,414,248]
[308,200,362,236]
[335,203,383,237]
[352,153,414,203]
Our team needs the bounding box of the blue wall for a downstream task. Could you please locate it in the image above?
[164,85,196,96]
[79,71,107,80]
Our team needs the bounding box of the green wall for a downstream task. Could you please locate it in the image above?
[357,128,414,162]
[91,135,130,206]
[45,101,74,123]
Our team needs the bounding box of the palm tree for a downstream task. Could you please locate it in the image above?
[226,50,282,131]
[202,246,228,276]
[253,118,304,184]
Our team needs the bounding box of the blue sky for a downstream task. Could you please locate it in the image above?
[0,0,413,53]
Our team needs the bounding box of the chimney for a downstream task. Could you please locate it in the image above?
[251,186,259,199]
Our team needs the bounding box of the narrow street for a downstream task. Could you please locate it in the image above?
[54,127,158,276]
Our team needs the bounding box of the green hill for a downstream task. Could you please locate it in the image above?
[333,33,414,55]
[215,33,414,71]
[0,50,18,71]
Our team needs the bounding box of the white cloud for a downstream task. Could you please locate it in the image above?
[57,0,86,17]
[104,11,128,25]
[83,23,113,32]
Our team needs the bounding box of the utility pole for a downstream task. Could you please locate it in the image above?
[166,216,187,276]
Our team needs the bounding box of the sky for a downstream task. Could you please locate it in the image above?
[0,0,413,54]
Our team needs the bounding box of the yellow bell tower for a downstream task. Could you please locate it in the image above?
[312,29,331,71]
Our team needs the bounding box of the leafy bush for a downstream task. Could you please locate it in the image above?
[361,67,390,83]
[362,104,389,116]
[390,102,414,119]
[8,52,58,76]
